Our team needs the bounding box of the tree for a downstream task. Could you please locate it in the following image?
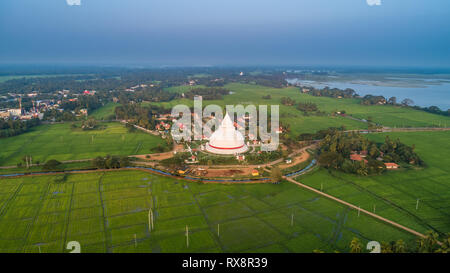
[93,156,106,169]
[43,159,62,171]
[381,242,394,253]
[119,156,130,168]
[416,231,439,253]
[436,233,450,253]
[349,238,363,253]
[393,240,407,253]
[388,97,397,105]
[270,166,282,183]
[318,151,342,169]
[82,118,98,130]
[401,98,414,107]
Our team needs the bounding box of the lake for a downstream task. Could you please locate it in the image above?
[287,77,450,110]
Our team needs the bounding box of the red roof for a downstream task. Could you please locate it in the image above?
[384,163,399,167]
[350,154,368,163]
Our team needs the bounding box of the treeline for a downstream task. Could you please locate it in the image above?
[309,86,357,98]
[346,231,450,253]
[361,95,450,116]
[0,68,290,96]
[0,118,40,138]
[114,87,177,104]
[360,95,387,105]
[92,155,130,169]
[318,131,422,175]
[297,127,347,141]
[411,105,450,117]
[184,88,230,100]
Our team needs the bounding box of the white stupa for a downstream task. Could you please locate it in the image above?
[206,113,248,155]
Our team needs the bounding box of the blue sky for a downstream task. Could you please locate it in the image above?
[0,0,449,67]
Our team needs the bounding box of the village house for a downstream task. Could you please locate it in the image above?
[384,163,400,169]
[350,154,368,164]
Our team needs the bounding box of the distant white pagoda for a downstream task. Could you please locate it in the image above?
[206,113,248,155]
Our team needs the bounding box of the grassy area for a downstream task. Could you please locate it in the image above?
[151,83,450,136]
[0,122,168,167]
[89,102,119,120]
[297,131,450,236]
[0,170,418,253]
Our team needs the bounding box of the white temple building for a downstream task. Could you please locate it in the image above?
[206,113,248,155]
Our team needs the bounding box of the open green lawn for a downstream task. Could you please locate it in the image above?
[298,131,450,236]
[153,83,450,135]
[0,122,167,166]
[0,170,419,253]
[89,102,119,120]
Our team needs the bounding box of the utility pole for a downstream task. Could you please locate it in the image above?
[291,213,294,226]
[217,224,220,238]
[358,206,360,217]
[416,199,420,210]
[148,209,154,231]
[134,234,137,247]
[186,225,189,248]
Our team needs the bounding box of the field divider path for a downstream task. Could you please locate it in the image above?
[188,186,226,252]
[98,172,112,253]
[285,176,428,240]
[62,178,76,252]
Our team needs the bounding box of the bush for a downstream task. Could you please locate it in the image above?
[43,160,63,171]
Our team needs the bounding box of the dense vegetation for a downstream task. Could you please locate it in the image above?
[306,86,357,98]
[92,155,130,169]
[184,87,230,100]
[114,103,169,130]
[318,131,422,175]
[348,231,450,253]
[0,118,40,138]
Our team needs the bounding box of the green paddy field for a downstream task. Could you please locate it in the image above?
[0,83,448,253]
[0,122,167,167]
[0,131,448,253]
[155,83,450,135]
[0,170,418,253]
[298,131,450,236]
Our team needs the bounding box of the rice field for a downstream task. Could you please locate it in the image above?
[0,122,168,167]
[297,131,450,236]
[88,102,120,120]
[0,169,419,253]
[151,83,450,135]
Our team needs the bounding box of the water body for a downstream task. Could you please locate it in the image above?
[288,78,450,110]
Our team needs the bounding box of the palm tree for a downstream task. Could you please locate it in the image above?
[436,233,450,253]
[381,242,393,253]
[417,231,439,253]
[350,238,363,253]
[270,166,282,183]
[394,240,407,253]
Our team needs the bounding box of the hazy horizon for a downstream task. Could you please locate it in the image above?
[1,0,450,67]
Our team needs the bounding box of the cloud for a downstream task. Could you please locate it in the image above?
[66,0,81,6]
[366,0,381,6]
